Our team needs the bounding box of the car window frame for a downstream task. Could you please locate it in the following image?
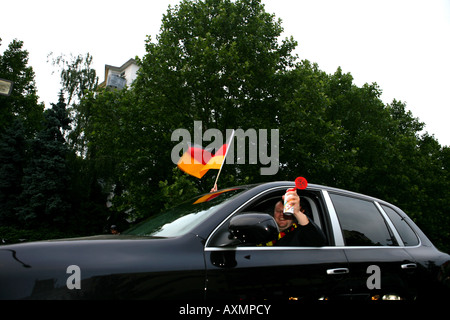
[379,203,421,247]
[205,185,343,249]
[327,191,407,248]
[374,201,405,246]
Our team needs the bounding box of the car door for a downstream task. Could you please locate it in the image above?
[204,246,350,300]
[203,188,352,301]
[327,191,419,300]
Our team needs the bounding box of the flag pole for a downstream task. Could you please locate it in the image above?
[213,129,235,190]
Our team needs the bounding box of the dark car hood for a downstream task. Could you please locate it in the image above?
[0,233,205,299]
[44,234,163,241]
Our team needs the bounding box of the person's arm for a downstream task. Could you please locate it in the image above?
[284,191,326,246]
[297,220,327,246]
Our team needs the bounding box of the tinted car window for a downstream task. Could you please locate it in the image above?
[330,193,397,246]
[381,205,419,246]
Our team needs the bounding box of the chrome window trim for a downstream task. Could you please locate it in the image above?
[205,186,345,248]
[204,246,343,252]
[376,203,422,248]
[374,201,404,246]
[205,185,329,247]
[204,186,285,248]
[204,245,412,252]
[204,186,421,250]
[321,190,345,246]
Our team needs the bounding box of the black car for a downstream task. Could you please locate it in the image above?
[1,181,449,300]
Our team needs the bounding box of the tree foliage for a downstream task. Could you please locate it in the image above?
[0,40,107,237]
[0,38,43,227]
[16,92,72,227]
[48,52,98,106]
[0,38,43,136]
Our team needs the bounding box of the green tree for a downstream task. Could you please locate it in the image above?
[0,119,26,224]
[136,0,296,130]
[49,53,112,234]
[276,61,349,184]
[79,88,145,221]
[0,38,43,136]
[0,37,43,226]
[79,0,299,219]
[48,52,99,155]
[407,133,450,252]
[17,92,72,228]
[48,52,98,106]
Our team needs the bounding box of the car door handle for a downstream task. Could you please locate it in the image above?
[401,263,417,270]
[326,268,349,275]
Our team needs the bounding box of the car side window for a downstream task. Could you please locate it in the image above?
[381,205,419,246]
[330,193,398,246]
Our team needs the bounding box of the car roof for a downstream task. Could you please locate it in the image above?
[242,180,381,199]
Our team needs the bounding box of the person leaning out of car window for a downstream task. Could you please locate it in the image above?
[263,191,326,247]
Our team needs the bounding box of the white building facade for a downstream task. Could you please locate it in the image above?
[99,58,139,90]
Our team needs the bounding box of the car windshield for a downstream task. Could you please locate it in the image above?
[122,188,246,238]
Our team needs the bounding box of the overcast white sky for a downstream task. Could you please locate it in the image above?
[1,0,449,146]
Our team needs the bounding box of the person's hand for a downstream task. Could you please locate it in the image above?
[210,184,218,193]
[283,191,309,226]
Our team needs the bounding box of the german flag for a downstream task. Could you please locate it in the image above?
[177,143,228,179]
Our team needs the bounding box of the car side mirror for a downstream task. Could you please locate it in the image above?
[229,213,279,245]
